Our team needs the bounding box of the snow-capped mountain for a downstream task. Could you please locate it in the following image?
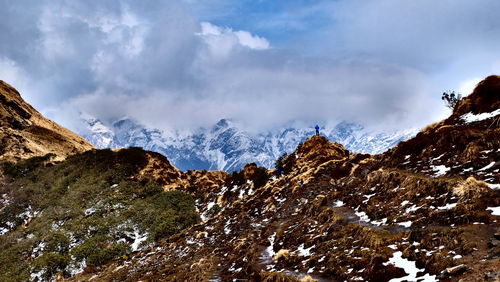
[80,116,417,171]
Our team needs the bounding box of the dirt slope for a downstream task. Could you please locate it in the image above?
[0,80,93,162]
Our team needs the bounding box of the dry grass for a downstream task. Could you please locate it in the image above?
[273,249,290,261]
[300,275,317,282]
[196,231,208,239]
[453,177,489,201]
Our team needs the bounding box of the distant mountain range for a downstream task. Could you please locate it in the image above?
[79,115,417,171]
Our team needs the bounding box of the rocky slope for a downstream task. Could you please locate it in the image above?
[73,76,500,281]
[80,116,416,172]
[0,81,93,162]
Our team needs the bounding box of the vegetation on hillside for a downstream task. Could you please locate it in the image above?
[0,148,199,281]
[442,90,462,110]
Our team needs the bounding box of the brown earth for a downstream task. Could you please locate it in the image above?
[0,80,94,162]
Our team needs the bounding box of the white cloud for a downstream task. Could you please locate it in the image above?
[198,22,269,57]
[0,57,24,87]
[458,78,482,96]
[233,30,269,50]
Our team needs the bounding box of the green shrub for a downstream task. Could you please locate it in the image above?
[275,153,293,174]
[71,235,109,262]
[3,153,55,178]
[252,166,269,188]
[43,231,70,254]
[230,171,246,186]
[34,253,70,280]
[87,243,129,266]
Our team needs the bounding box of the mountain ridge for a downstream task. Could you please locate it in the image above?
[80,116,417,172]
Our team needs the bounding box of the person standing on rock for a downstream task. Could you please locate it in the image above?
[315,125,320,136]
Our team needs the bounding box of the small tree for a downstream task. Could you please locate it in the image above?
[274,153,287,171]
[441,91,462,110]
[274,153,294,175]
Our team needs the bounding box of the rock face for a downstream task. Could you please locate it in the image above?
[0,81,93,162]
[80,116,416,172]
[73,76,500,282]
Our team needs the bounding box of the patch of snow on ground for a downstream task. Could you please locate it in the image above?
[398,221,412,228]
[387,244,398,250]
[430,153,445,162]
[84,207,97,216]
[461,109,500,123]
[487,183,500,189]
[384,251,437,282]
[355,210,370,222]
[431,165,450,177]
[363,193,376,204]
[201,201,216,221]
[405,205,420,213]
[68,259,87,276]
[487,206,500,216]
[0,227,9,235]
[333,200,344,207]
[437,203,457,210]
[224,221,231,235]
[265,233,276,258]
[400,200,410,206]
[131,228,148,251]
[478,162,496,171]
[296,243,313,257]
[371,218,387,226]
[30,269,45,281]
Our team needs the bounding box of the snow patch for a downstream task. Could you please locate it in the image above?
[431,165,450,177]
[384,251,437,282]
[461,109,500,123]
[437,203,457,210]
[296,243,313,257]
[397,221,412,228]
[333,200,344,207]
[130,229,148,251]
[487,183,500,189]
[487,206,500,216]
[478,162,496,171]
[371,218,388,226]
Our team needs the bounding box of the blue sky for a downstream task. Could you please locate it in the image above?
[186,0,333,45]
[0,0,499,133]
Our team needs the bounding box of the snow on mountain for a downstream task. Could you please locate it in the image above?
[79,115,417,172]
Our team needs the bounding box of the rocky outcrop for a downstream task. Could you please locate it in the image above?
[0,81,94,162]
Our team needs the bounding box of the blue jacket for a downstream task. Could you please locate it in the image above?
[315,125,320,130]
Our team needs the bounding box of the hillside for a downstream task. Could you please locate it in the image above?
[80,116,416,172]
[0,81,93,162]
[74,76,500,281]
[0,148,199,281]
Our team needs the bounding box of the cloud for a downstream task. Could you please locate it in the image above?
[0,0,497,134]
[197,22,269,58]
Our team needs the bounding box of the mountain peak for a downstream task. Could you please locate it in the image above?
[297,135,349,164]
[213,118,232,131]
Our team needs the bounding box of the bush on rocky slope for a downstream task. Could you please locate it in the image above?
[0,148,198,281]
